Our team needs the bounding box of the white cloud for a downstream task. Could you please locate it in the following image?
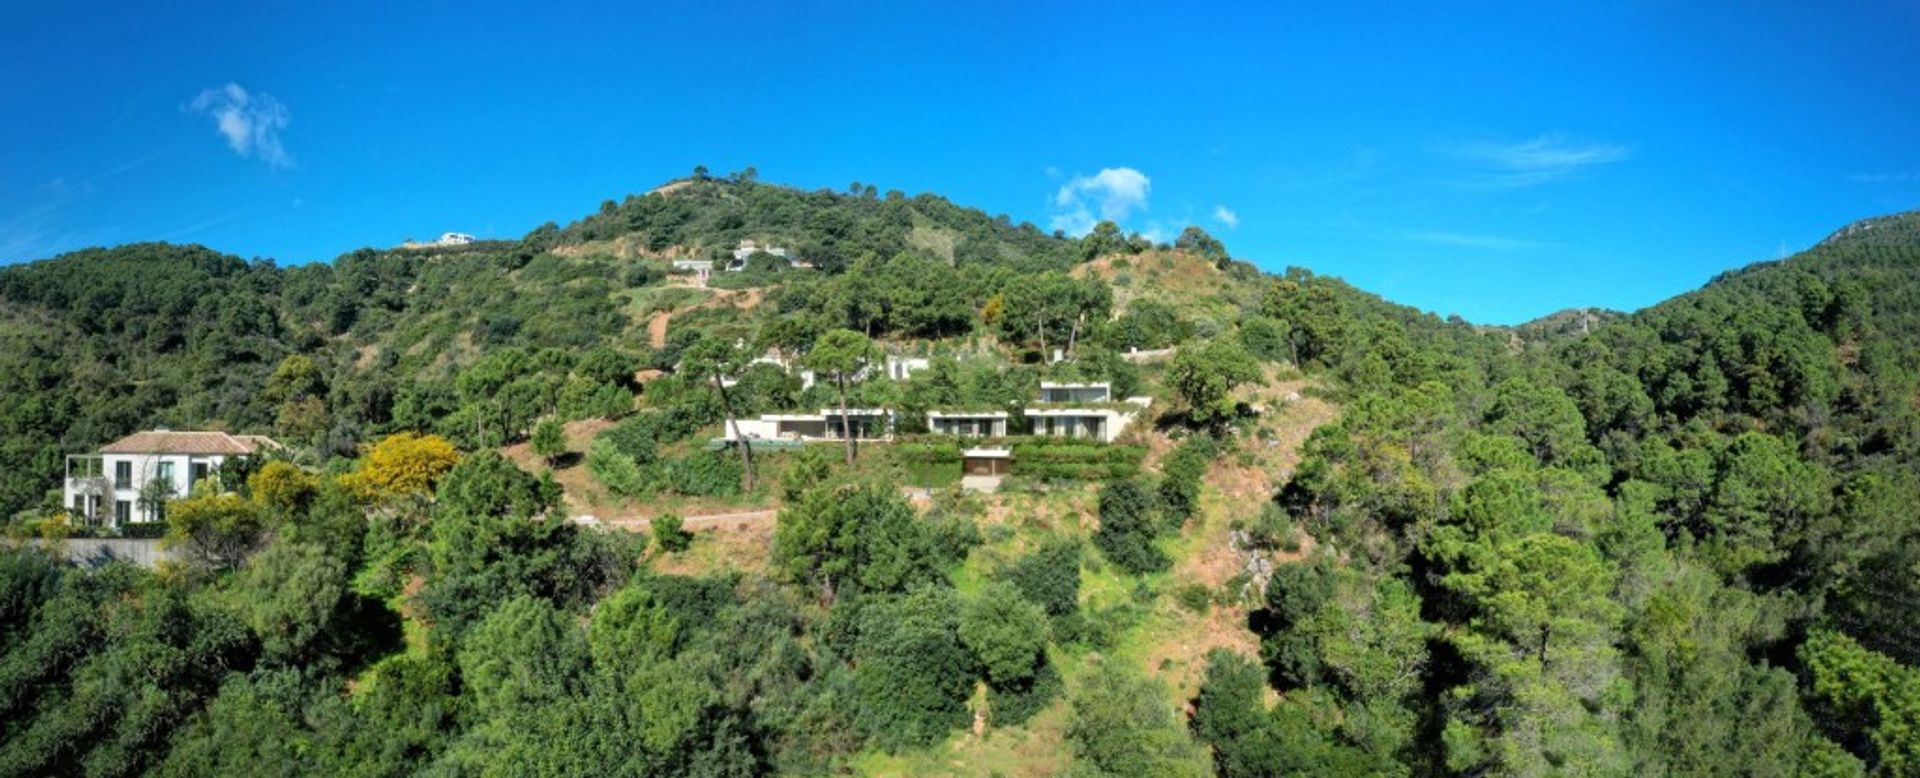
[1446,135,1627,188]
[1051,167,1150,236]
[1213,205,1239,229]
[188,83,293,169]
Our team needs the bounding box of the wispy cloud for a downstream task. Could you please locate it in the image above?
[155,210,246,242]
[1445,135,1628,188]
[1051,167,1150,236]
[1848,172,1917,183]
[0,177,113,263]
[188,83,293,169]
[1401,230,1550,251]
[1213,205,1239,229]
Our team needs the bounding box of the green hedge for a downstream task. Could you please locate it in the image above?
[1010,441,1145,481]
[895,442,962,488]
[885,436,1147,483]
[119,522,168,539]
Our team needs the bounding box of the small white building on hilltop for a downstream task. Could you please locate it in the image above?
[672,259,714,283]
[725,239,798,272]
[64,430,279,528]
[399,232,478,250]
[884,356,930,381]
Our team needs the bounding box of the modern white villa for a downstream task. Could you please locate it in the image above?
[927,410,1011,438]
[923,381,1153,444]
[1039,381,1113,403]
[723,408,896,443]
[718,349,928,391]
[63,430,279,528]
[1028,405,1147,442]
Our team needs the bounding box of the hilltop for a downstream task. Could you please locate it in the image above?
[1817,209,1920,249]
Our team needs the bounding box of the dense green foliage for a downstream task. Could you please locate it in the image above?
[3,177,1920,776]
[1236,215,1920,775]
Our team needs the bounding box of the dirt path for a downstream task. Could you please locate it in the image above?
[644,286,762,349]
[600,509,776,531]
[647,310,672,348]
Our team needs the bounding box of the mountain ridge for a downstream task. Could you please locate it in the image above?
[7,176,1916,325]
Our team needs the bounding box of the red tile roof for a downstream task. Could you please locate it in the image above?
[98,431,279,456]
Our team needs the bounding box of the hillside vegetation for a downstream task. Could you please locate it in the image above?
[2,173,1919,777]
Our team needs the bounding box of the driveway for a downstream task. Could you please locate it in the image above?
[960,475,1004,494]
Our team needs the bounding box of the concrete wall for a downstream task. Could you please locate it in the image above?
[31,538,177,569]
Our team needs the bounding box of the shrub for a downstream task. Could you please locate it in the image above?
[997,537,1082,619]
[652,514,692,553]
[166,493,268,570]
[1067,661,1209,777]
[852,588,976,749]
[555,378,631,421]
[960,582,1050,687]
[1244,505,1296,551]
[664,450,741,497]
[596,407,709,465]
[777,445,834,501]
[587,439,651,497]
[1238,316,1291,363]
[249,461,319,514]
[1159,435,1218,528]
[597,415,662,465]
[531,418,567,464]
[1174,583,1214,613]
[988,660,1062,727]
[1095,480,1168,575]
[435,452,559,520]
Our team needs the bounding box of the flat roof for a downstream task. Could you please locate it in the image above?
[962,447,1012,458]
[1039,381,1111,388]
[1026,407,1121,416]
[927,410,1010,418]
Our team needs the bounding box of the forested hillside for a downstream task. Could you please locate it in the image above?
[2,174,1918,776]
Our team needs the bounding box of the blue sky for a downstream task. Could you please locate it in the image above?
[2,2,1917,323]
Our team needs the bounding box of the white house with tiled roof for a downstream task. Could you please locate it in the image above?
[64,430,278,528]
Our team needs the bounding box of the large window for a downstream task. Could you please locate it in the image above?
[113,461,132,490]
[156,462,175,495]
[114,500,131,524]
